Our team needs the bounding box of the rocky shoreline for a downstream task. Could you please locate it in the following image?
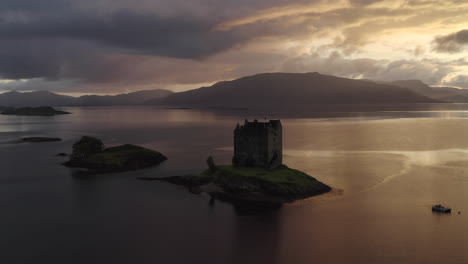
[140,164,331,213]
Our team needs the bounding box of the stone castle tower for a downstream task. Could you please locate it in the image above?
[233,119,282,169]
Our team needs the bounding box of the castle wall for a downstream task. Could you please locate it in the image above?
[233,120,282,169]
[267,125,282,168]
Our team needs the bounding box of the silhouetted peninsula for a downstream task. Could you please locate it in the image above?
[2,106,70,116]
[19,137,62,143]
[0,89,173,107]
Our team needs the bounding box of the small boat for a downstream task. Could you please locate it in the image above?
[432,204,452,213]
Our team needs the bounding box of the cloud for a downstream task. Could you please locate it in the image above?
[281,51,458,86]
[282,51,384,78]
[443,74,468,87]
[2,49,467,94]
[378,59,452,84]
[1,0,468,93]
[0,38,134,82]
[433,29,468,53]
[0,78,81,93]
[0,48,287,93]
[413,46,426,56]
[0,11,252,59]
[0,9,266,83]
[215,0,351,31]
[0,0,320,84]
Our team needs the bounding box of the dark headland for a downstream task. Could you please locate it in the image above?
[19,137,62,143]
[1,136,62,144]
[0,89,173,107]
[2,106,70,116]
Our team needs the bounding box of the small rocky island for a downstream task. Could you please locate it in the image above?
[64,136,167,174]
[150,120,331,212]
[155,162,330,211]
[2,106,70,116]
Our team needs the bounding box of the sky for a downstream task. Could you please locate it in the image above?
[0,0,468,94]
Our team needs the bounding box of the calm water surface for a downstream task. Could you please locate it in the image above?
[1,107,468,264]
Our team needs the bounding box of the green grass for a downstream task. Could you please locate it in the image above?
[194,165,330,196]
[211,165,314,184]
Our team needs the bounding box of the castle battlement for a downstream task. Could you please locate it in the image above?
[233,119,282,169]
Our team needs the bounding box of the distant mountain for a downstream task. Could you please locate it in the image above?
[77,89,173,106]
[162,72,439,108]
[2,74,455,109]
[389,80,468,103]
[0,89,173,107]
[0,91,76,107]
[430,87,468,103]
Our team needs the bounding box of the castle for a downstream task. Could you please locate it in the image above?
[233,119,282,169]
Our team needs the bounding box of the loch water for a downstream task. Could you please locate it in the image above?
[1,106,468,264]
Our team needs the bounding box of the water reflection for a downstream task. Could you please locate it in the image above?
[230,212,282,264]
[1,107,468,263]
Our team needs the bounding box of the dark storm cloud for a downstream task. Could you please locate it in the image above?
[0,38,123,81]
[0,0,326,82]
[0,7,260,81]
[0,40,62,79]
[0,0,320,83]
[0,12,249,59]
[433,29,468,53]
[0,0,69,12]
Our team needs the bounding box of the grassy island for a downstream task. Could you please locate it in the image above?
[2,106,70,116]
[64,136,167,174]
[149,162,331,212]
[195,165,330,197]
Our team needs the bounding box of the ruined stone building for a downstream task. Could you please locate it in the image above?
[233,119,282,169]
